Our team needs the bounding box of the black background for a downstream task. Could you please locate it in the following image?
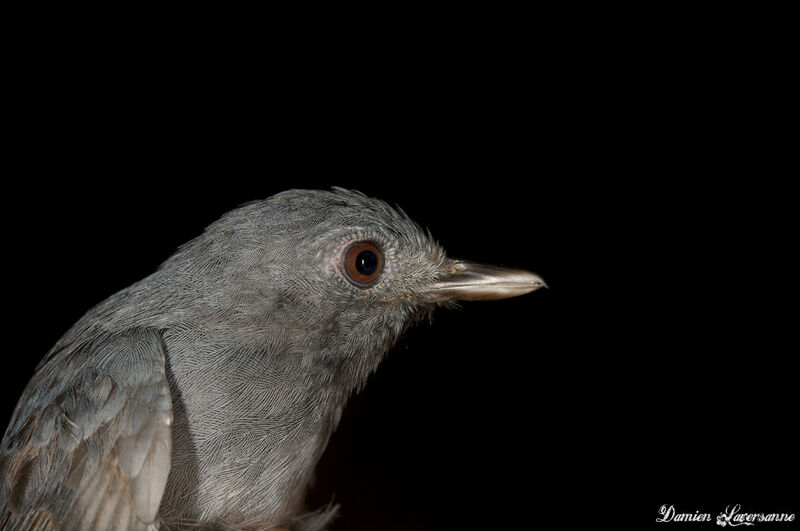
[2,7,795,530]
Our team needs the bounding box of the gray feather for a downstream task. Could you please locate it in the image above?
[1,328,172,530]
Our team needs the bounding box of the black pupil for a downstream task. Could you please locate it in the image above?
[355,250,378,275]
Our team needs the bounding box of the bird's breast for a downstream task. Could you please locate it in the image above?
[159,331,345,525]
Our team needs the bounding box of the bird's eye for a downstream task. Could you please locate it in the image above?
[343,241,384,288]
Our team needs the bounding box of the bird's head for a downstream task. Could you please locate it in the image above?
[164,188,546,389]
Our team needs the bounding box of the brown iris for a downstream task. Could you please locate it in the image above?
[343,241,384,287]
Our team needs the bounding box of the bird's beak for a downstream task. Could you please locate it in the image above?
[425,260,548,302]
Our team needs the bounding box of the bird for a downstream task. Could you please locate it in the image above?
[0,188,546,530]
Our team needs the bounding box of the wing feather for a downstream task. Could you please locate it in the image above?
[0,328,172,530]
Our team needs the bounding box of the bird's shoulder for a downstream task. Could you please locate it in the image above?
[0,327,172,530]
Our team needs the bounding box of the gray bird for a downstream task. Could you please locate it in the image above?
[0,189,546,530]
